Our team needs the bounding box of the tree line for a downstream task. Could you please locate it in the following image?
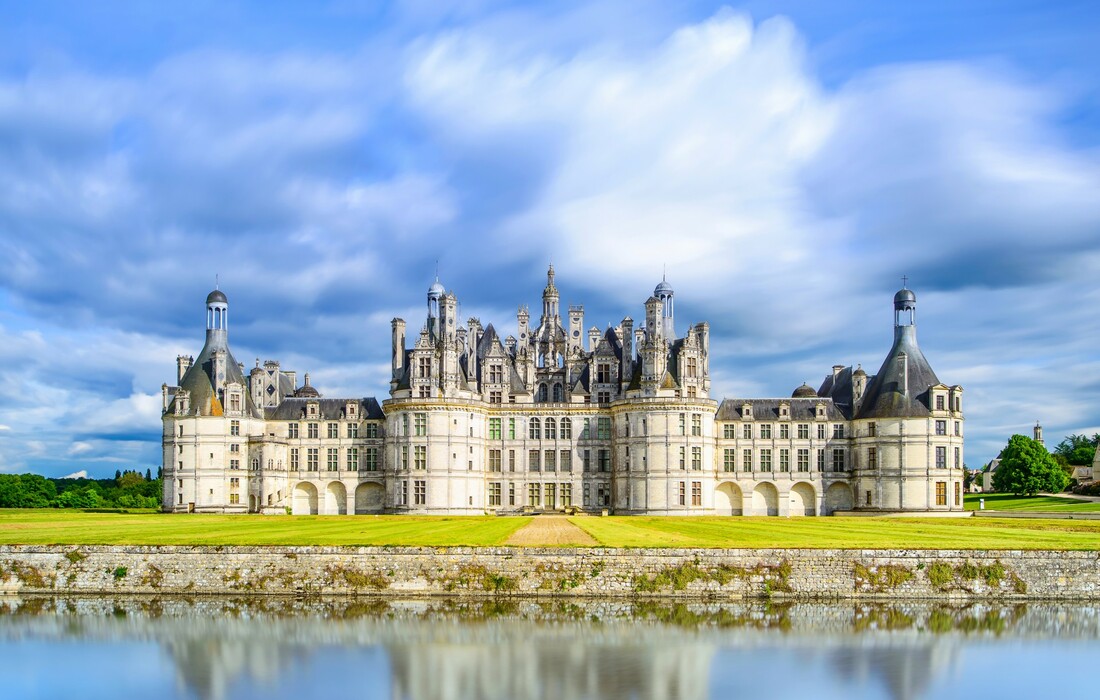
[0,469,162,510]
[988,433,1097,496]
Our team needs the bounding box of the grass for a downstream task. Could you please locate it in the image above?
[2,509,1100,549]
[964,493,1100,512]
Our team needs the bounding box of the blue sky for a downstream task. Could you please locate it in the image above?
[0,0,1098,478]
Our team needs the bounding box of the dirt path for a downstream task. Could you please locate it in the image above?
[505,516,598,546]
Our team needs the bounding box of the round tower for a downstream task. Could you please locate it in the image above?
[206,288,228,343]
[654,275,674,340]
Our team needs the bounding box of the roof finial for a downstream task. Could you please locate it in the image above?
[215,273,219,290]
[663,263,667,282]
[901,274,908,289]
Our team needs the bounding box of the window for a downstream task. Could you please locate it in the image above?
[290,448,299,470]
[583,483,591,506]
[955,421,961,436]
[597,364,611,383]
[760,424,772,439]
[489,365,503,383]
[583,449,591,472]
[935,420,947,436]
[528,484,540,507]
[229,459,239,470]
[679,446,686,470]
[488,482,502,506]
[954,396,961,411]
[832,448,845,471]
[414,445,427,470]
[560,483,572,507]
[529,418,541,440]
[597,483,610,506]
[545,483,556,509]
[229,443,240,453]
[545,418,557,440]
[553,384,564,402]
[401,415,409,436]
[508,449,516,472]
[365,423,379,438]
[833,424,844,439]
[326,423,337,439]
[954,482,961,506]
[743,423,752,439]
[779,423,790,439]
[418,357,431,377]
[797,448,810,472]
[760,449,772,471]
[868,422,876,437]
[581,419,591,439]
[509,418,516,439]
[691,414,702,436]
[327,448,338,471]
[230,420,240,436]
[723,449,736,472]
[723,424,736,439]
[678,413,686,435]
[817,423,826,439]
[489,449,502,472]
[560,451,572,472]
[529,450,540,471]
[399,481,408,505]
[288,423,299,439]
[489,391,502,404]
[936,395,945,411]
[560,419,572,439]
[691,481,702,506]
[868,447,877,469]
[364,447,378,471]
[414,480,426,505]
[935,481,947,506]
[414,413,426,436]
[308,423,319,439]
[509,483,516,506]
[597,449,611,472]
[346,447,358,471]
[229,493,239,504]
[347,423,358,439]
[229,477,239,487]
[400,446,409,470]
[545,450,556,472]
[742,449,752,471]
[797,423,809,439]
[817,449,826,470]
[489,418,501,440]
[866,491,872,507]
[597,418,611,440]
[307,448,318,471]
[229,393,241,413]
[779,448,790,472]
[685,357,697,377]
[691,447,702,470]
[678,481,686,506]
[936,446,946,468]
[954,447,961,469]
[178,425,184,437]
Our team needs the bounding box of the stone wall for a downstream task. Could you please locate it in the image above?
[1,546,1097,599]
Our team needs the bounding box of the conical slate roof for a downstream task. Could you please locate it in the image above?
[856,325,939,419]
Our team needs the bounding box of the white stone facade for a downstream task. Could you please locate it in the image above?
[161,269,965,515]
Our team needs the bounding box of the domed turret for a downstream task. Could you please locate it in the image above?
[653,273,674,339]
[428,278,445,298]
[294,373,320,398]
[792,383,817,398]
[206,289,228,305]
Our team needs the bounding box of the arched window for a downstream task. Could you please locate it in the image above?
[538,384,548,402]
[553,383,563,402]
[529,418,541,440]
[538,353,545,368]
[545,418,556,440]
[560,419,572,439]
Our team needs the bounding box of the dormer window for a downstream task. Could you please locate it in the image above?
[308,403,318,417]
[742,403,753,419]
[816,404,826,419]
[935,394,945,411]
[779,403,789,418]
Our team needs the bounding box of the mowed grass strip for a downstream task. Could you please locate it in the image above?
[0,510,527,546]
[568,516,1100,550]
[964,493,1100,512]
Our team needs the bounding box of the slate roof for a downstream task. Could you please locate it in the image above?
[716,398,845,422]
[265,397,384,421]
[856,325,939,419]
[170,334,261,418]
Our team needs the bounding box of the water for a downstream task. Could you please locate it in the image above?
[1,596,1098,700]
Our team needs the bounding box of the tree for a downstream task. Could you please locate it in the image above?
[1054,434,1099,466]
[993,434,1069,496]
[145,468,152,481]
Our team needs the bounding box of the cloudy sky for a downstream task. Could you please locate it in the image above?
[0,0,1098,478]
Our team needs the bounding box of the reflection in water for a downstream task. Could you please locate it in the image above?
[0,597,1098,700]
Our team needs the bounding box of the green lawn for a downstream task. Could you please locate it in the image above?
[0,510,527,546]
[964,493,1100,512]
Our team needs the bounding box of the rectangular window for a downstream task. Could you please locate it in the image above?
[544,483,556,509]
[833,424,844,439]
[817,424,827,440]
[723,448,736,472]
[935,481,947,506]
[817,448,826,470]
[529,449,540,471]
[760,424,772,439]
[230,420,240,436]
[868,422,877,437]
[936,446,947,468]
[414,445,427,470]
[780,423,790,439]
[560,483,572,507]
[326,448,338,471]
[954,421,961,436]
[489,365,503,383]
[935,420,947,436]
[954,482,961,506]
[325,423,336,439]
[583,483,591,506]
[489,390,502,404]
[545,450,556,472]
[365,423,379,438]
[760,449,772,471]
[597,449,611,472]
[229,459,239,470]
[546,418,557,440]
[229,443,240,453]
[229,477,239,487]
[691,414,702,436]
[583,449,591,472]
[679,413,686,435]
[308,423,319,439]
[529,419,541,440]
[228,493,239,504]
[832,448,845,471]
[685,357,697,377]
[560,419,572,439]
[346,447,358,471]
[364,447,378,471]
[488,449,502,472]
[936,395,945,411]
[307,448,318,471]
[560,450,572,472]
[489,418,501,440]
[597,363,611,383]
[597,417,611,440]
[507,418,515,439]
[797,448,810,472]
[678,481,686,506]
[691,481,702,506]
[779,448,790,472]
[797,423,809,439]
[581,419,591,439]
[597,483,610,506]
[288,423,299,439]
[488,482,502,506]
[290,448,299,470]
[868,447,877,469]
[691,447,702,470]
[954,446,961,469]
[743,423,752,439]
[414,480,426,506]
[401,446,409,470]
[414,413,426,436]
[508,449,516,472]
[723,424,736,439]
[418,357,431,377]
[509,483,515,506]
[742,449,752,472]
[528,484,541,507]
[679,446,686,470]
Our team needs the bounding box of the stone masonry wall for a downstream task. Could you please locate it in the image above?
[1,546,1097,600]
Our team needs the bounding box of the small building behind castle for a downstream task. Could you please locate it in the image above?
[161,267,965,515]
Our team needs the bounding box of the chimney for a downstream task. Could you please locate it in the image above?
[392,318,406,381]
[177,355,193,384]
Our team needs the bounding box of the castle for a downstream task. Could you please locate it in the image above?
[161,267,965,515]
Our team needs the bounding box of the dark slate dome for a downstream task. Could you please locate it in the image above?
[792,383,817,398]
[294,373,320,398]
[206,289,228,304]
[894,288,916,305]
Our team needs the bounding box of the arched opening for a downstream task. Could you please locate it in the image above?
[824,483,854,515]
[545,417,556,439]
[248,494,257,513]
[752,482,779,516]
[789,482,816,517]
[325,482,347,515]
[355,483,385,514]
[715,482,743,515]
[538,384,548,402]
[292,483,318,515]
[553,383,563,402]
